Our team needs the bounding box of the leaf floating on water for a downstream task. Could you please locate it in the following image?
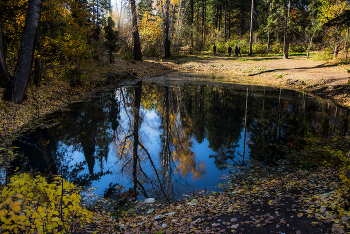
[231,224,239,229]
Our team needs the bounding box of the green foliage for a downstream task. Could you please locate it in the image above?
[252,43,269,54]
[0,173,92,233]
[289,44,306,53]
[64,67,87,87]
[270,43,283,54]
[312,51,333,61]
[121,46,133,61]
[104,17,118,63]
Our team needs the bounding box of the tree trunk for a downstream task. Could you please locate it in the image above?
[248,0,254,56]
[283,0,290,59]
[129,0,142,61]
[333,43,338,59]
[11,0,43,103]
[344,28,349,59]
[190,0,194,54]
[164,0,171,58]
[0,21,11,88]
[307,35,312,59]
[267,30,270,53]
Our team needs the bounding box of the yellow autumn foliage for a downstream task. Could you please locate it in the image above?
[139,12,163,56]
[319,0,347,23]
[0,173,92,234]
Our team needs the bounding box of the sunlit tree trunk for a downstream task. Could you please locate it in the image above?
[129,0,143,61]
[333,43,338,59]
[307,35,312,59]
[10,0,43,103]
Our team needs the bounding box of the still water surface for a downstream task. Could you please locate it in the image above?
[14,78,350,202]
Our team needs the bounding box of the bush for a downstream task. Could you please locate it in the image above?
[270,43,282,54]
[64,67,87,87]
[290,44,306,53]
[252,43,268,54]
[0,173,92,233]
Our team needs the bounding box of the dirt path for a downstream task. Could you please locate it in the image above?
[158,55,350,108]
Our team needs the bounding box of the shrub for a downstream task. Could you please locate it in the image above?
[0,173,92,233]
[270,43,282,54]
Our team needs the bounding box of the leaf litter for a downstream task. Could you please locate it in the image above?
[80,164,348,233]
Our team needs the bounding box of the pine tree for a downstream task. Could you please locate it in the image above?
[104,17,118,63]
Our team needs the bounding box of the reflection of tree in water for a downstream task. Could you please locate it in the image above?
[13,92,119,187]
[12,81,350,202]
[179,85,246,170]
[248,89,350,165]
[114,82,172,202]
[160,85,206,181]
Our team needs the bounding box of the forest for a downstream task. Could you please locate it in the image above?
[1,0,350,103]
[1,0,350,233]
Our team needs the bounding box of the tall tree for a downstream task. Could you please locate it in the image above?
[283,0,291,59]
[10,0,43,103]
[164,0,171,58]
[104,17,118,63]
[248,0,254,55]
[130,0,143,61]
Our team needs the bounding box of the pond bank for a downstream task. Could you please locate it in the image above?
[1,54,349,233]
[1,54,349,137]
[109,166,345,233]
[164,54,350,108]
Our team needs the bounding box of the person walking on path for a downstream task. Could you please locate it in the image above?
[228,46,232,56]
[235,46,239,56]
[213,45,216,55]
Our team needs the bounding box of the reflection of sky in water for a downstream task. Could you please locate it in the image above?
[63,106,246,196]
[14,82,350,201]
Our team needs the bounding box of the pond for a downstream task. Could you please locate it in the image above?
[12,74,350,202]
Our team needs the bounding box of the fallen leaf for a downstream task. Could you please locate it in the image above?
[231,224,239,229]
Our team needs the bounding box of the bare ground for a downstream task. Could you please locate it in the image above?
[159,54,350,108]
[1,55,350,233]
[1,54,349,142]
